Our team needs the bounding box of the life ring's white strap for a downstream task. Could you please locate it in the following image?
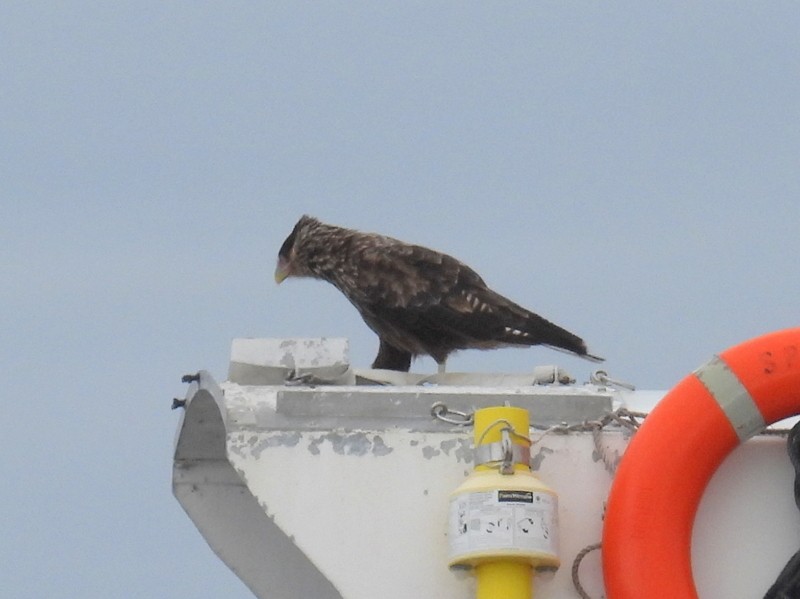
[694,355,766,442]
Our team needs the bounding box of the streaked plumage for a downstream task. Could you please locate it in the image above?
[275,215,603,371]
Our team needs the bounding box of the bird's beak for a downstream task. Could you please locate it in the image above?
[274,257,290,284]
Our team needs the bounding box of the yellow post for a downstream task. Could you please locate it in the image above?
[476,560,532,599]
[473,406,533,599]
[448,404,559,597]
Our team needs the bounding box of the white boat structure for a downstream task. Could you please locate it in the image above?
[172,336,800,599]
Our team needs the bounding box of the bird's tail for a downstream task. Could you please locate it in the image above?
[503,305,604,362]
[543,343,605,363]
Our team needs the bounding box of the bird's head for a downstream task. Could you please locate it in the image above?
[275,214,323,283]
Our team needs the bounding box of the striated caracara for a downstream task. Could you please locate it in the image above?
[275,215,603,372]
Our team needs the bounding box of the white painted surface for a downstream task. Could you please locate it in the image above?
[173,341,800,599]
[222,384,619,599]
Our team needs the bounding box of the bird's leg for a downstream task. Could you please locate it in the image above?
[372,339,412,372]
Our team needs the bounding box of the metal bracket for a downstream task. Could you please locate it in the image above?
[474,435,531,474]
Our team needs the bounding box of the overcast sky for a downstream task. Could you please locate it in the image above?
[3,3,799,597]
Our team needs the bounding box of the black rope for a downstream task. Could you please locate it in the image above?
[764,421,800,599]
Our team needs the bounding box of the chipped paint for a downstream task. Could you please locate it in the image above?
[422,446,441,459]
[531,446,554,470]
[439,439,458,455]
[229,430,396,459]
[592,446,621,471]
[439,438,473,463]
[306,432,395,457]
[251,432,301,456]
[229,431,302,459]
[418,438,473,462]
[371,435,392,456]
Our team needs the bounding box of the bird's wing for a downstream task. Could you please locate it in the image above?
[350,241,593,359]
[350,242,483,309]
[349,242,504,342]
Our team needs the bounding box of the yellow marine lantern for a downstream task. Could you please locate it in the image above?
[448,406,559,599]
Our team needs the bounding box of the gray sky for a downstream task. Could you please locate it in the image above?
[3,3,799,597]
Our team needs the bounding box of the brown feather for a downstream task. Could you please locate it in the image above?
[276,215,603,371]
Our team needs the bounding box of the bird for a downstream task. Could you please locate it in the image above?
[274,215,603,372]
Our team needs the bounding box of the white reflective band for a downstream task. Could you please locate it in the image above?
[694,355,766,442]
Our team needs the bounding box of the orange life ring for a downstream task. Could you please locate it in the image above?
[603,328,800,598]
